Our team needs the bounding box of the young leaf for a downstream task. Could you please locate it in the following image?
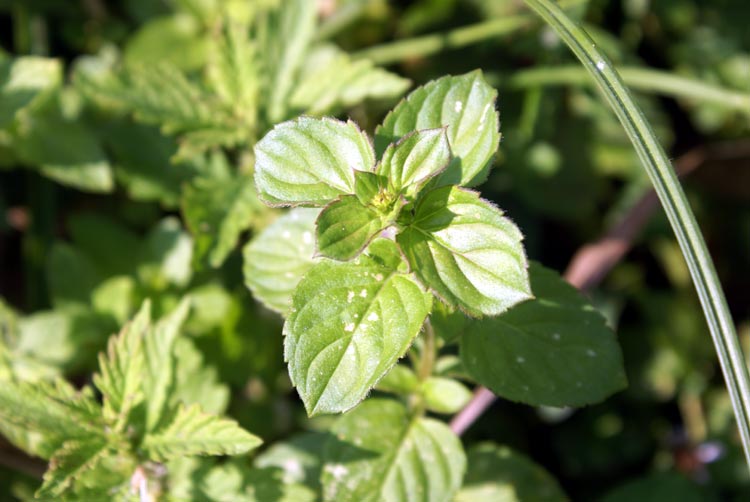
[35,438,111,499]
[397,186,531,317]
[142,299,191,431]
[182,173,263,268]
[259,0,316,123]
[93,301,150,428]
[13,109,114,193]
[421,376,472,414]
[0,56,62,128]
[207,21,259,128]
[455,443,567,502]
[376,128,451,197]
[375,70,499,187]
[141,403,262,461]
[321,398,466,502]
[243,208,320,315]
[284,240,432,415]
[254,117,375,206]
[460,263,627,407]
[290,44,411,116]
[316,195,384,261]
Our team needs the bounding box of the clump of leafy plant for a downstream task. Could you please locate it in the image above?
[0,300,260,499]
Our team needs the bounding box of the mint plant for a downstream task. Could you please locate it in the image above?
[247,70,626,423]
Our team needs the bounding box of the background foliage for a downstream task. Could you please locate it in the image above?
[0,0,749,500]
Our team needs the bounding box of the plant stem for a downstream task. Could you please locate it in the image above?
[500,65,750,115]
[523,0,750,468]
[418,319,436,382]
[351,0,587,65]
[352,15,531,65]
[316,0,369,40]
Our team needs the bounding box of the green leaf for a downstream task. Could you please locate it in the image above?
[376,71,499,187]
[0,379,103,459]
[182,173,262,267]
[68,212,141,277]
[36,438,111,499]
[93,301,150,429]
[207,20,259,127]
[171,337,231,415]
[460,263,627,407]
[377,128,451,197]
[290,44,410,116]
[316,195,384,261]
[376,364,419,395]
[259,0,316,123]
[243,208,320,315]
[321,398,466,502]
[13,109,113,193]
[254,117,375,207]
[46,243,100,308]
[141,403,262,462]
[100,121,199,208]
[137,217,194,290]
[455,443,567,502]
[601,472,706,502]
[421,376,472,414]
[124,14,208,71]
[254,431,327,489]
[284,240,432,415]
[397,186,531,317]
[143,299,191,431]
[0,56,62,128]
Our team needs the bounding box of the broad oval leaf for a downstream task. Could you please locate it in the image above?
[421,376,472,414]
[376,70,499,187]
[255,117,375,207]
[321,398,466,502]
[456,442,567,502]
[377,128,451,197]
[243,208,320,315]
[460,263,627,407]
[316,195,384,261]
[397,186,531,317]
[284,241,432,415]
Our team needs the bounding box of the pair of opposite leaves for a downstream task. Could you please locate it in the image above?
[252,71,532,415]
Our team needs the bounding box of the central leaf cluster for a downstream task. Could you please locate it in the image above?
[253,71,533,415]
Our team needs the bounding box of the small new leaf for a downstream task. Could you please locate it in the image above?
[397,186,531,316]
[460,263,627,407]
[376,128,451,198]
[93,301,150,429]
[321,399,466,502]
[254,117,375,207]
[284,240,432,415]
[243,208,320,315]
[141,403,262,462]
[143,298,191,431]
[376,70,499,187]
[316,195,385,261]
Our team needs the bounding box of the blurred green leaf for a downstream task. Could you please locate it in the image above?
[461,263,627,406]
[0,56,62,128]
[456,443,567,502]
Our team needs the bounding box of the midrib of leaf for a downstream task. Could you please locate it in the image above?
[303,269,398,414]
[523,0,750,468]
